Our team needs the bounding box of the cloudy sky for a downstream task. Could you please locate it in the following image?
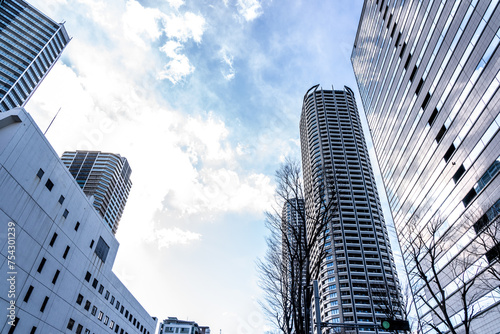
[23,0,392,332]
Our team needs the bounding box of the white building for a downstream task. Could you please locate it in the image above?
[0,108,156,334]
[158,317,210,334]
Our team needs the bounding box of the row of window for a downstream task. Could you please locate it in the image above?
[83,271,150,334]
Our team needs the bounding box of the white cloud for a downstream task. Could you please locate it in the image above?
[148,227,201,248]
[158,40,196,83]
[161,11,206,43]
[122,0,163,47]
[220,48,235,80]
[237,0,263,21]
[166,0,185,10]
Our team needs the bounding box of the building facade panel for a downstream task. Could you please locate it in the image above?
[352,0,500,332]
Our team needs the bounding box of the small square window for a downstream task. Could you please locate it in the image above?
[36,168,44,179]
[99,284,104,294]
[76,324,83,334]
[37,258,46,273]
[85,271,91,282]
[63,209,69,219]
[75,222,80,231]
[84,300,91,311]
[90,239,95,249]
[40,296,49,312]
[110,296,115,305]
[91,306,97,316]
[98,311,104,321]
[58,195,65,204]
[92,278,98,289]
[63,246,70,259]
[49,233,58,247]
[67,318,75,330]
[76,294,84,305]
[104,290,110,299]
[45,179,54,191]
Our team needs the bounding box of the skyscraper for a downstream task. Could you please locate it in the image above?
[0,0,70,112]
[300,85,402,333]
[352,0,500,332]
[61,151,132,234]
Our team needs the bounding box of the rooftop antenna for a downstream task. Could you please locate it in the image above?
[44,107,61,135]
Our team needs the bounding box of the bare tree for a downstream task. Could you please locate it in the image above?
[405,218,487,334]
[258,158,337,334]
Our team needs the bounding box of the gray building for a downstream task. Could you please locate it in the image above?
[300,85,402,333]
[0,0,70,112]
[158,317,210,334]
[61,151,132,234]
[0,108,156,334]
[352,0,500,332]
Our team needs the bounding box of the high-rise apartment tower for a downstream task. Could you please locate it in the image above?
[61,151,132,234]
[0,0,70,112]
[300,85,402,333]
[352,0,500,332]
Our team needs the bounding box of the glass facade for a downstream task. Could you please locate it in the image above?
[300,85,402,333]
[0,0,70,112]
[352,0,500,332]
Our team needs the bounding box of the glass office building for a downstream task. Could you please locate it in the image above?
[352,0,500,332]
[300,85,402,333]
[61,151,132,234]
[0,0,70,112]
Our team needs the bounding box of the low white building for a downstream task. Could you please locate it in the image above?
[0,108,157,334]
[158,317,210,334]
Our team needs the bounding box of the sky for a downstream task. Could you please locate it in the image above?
[21,0,404,333]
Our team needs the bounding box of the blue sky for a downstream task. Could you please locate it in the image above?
[24,0,381,332]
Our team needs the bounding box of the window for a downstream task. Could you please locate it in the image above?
[40,296,49,312]
[58,195,65,204]
[95,237,110,263]
[84,300,91,311]
[110,320,115,329]
[49,232,58,247]
[23,285,34,302]
[30,326,37,334]
[104,316,109,325]
[92,278,98,289]
[104,290,109,299]
[486,242,500,264]
[76,294,84,305]
[75,222,80,231]
[428,107,438,126]
[443,144,455,162]
[67,318,75,330]
[63,246,70,259]
[45,179,54,191]
[110,296,115,305]
[98,311,104,321]
[435,125,446,143]
[116,301,120,310]
[125,310,129,317]
[85,271,91,282]
[7,318,19,334]
[453,165,466,183]
[99,284,104,294]
[91,306,97,316]
[63,209,69,218]
[36,168,44,179]
[90,239,94,248]
[120,305,124,314]
[36,258,47,273]
[76,324,83,334]
[52,270,60,284]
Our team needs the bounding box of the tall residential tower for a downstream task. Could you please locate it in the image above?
[352,0,500,332]
[300,85,402,333]
[61,151,132,234]
[0,0,70,112]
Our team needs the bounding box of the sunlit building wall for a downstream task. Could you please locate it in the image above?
[61,151,132,235]
[352,0,500,332]
[300,85,402,333]
[0,108,156,334]
[0,0,70,112]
